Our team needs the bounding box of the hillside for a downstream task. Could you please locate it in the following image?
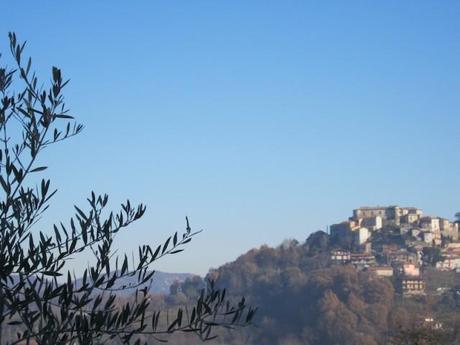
[165,232,460,345]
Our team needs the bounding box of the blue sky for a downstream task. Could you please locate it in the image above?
[2,1,459,275]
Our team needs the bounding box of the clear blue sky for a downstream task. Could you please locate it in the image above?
[2,1,459,275]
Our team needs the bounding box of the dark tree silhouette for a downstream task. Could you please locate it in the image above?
[389,325,456,345]
[454,212,460,224]
[0,33,255,345]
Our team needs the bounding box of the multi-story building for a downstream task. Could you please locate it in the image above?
[400,213,422,224]
[352,206,422,225]
[330,250,351,264]
[436,244,460,271]
[436,257,460,271]
[330,221,370,247]
[393,262,421,277]
[350,253,376,270]
[368,266,394,277]
[354,227,370,245]
[400,278,425,296]
[360,216,383,231]
[420,216,441,233]
[385,249,418,265]
[439,218,459,240]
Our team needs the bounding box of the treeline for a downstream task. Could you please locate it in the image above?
[6,232,459,344]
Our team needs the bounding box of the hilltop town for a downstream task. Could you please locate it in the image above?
[329,205,460,296]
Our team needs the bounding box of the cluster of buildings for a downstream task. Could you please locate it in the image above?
[436,243,460,271]
[331,248,425,296]
[329,206,460,296]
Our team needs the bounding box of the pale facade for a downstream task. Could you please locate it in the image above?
[420,217,440,232]
[350,253,376,269]
[439,219,459,240]
[330,250,351,264]
[360,216,383,231]
[436,245,460,271]
[403,263,420,277]
[422,231,434,244]
[401,278,425,296]
[353,206,423,225]
[386,250,418,265]
[400,213,421,224]
[330,221,370,247]
[371,266,394,277]
[436,257,460,271]
[355,227,370,245]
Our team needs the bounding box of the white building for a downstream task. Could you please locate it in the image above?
[370,266,394,277]
[422,231,434,244]
[436,257,460,271]
[354,227,370,245]
[360,216,383,231]
[403,263,420,277]
[420,217,440,233]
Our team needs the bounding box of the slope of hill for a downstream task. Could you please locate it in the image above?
[165,232,460,345]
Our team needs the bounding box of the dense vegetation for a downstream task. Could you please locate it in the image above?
[163,232,460,345]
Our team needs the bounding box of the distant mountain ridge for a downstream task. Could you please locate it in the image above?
[142,271,197,294]
[75,271,197,295]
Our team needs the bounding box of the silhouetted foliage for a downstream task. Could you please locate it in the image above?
[0,33,255,345]
[422,247,444,266]
[454,212,460,224]
[303,230,329,256]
